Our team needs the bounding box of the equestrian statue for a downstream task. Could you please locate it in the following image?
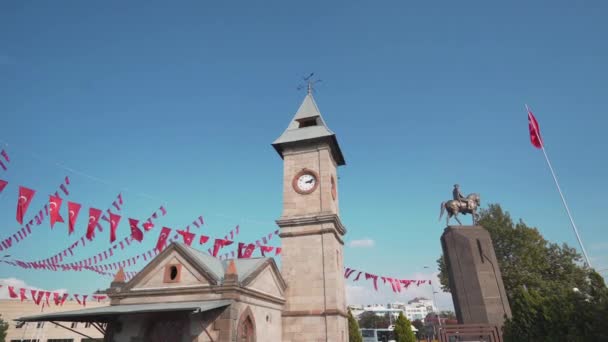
[439,184,481,225]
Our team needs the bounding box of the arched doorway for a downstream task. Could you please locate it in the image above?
[236,307,256,342]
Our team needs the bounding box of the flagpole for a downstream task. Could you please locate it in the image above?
[526,105,592,268]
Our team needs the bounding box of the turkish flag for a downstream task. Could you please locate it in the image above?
[156,227,172,251]
[177,229,195,246]
[8,286,18,298]
[199,235,209,245]
[236,242,246,259]
[143,219,154,231]
[0,179,7,194]
[260,245,273,257]
[16,186,36,224]
[528,108,543,149]
[212,238,233,257]
[129,218,143,242]
[243,244,256,258]
[49,195,65,228]
[67,202,81,235]
[86,208,102,240]
[31,290,44,305]
[109,212,121,243]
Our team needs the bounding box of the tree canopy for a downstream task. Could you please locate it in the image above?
[437,203,608,341]
[0,314,8,342]
[393,312,416,342]
[348,309,363,342]
[357,311,390,329]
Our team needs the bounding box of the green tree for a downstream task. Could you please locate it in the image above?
[437,204,608,341]
[0,314,8,342]
[348,309,363,342]
[411,319,425,340]
[358,311,390,329]
[393,312,415,342]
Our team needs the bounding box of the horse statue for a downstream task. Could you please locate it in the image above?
[439,193,481,226]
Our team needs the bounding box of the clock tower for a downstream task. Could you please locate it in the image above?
[273,91,348,342]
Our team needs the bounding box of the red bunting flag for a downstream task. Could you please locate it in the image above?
[527,107,543,149]
[275,247,282,255]
[49,195,65,228]
[238,243,256,258]
[109,212,121,243]
[260,245,273,257]
[8,286,18,298]
[16,186,36,224]
[212,238,233,257]
[177,229,195,246]
[199,235,209,245]
[19,287,27,301]
[67,202,81,235]
[156,227,172,252]
[0,180,7,193]
[344,268,356,279]
[143,219,154,231]
[129,218,143,242]
[31,290,43,305]
[86,208,102,240]
[1,150,9,162]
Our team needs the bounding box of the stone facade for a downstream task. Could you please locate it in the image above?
[0,299,107,341]
[441,225,512,328]
[105,244,286,342]
[275,96,348,341]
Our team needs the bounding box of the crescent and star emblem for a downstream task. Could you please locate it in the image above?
[18,196,28,204]
[69,210,75,218]
[49,202,57,211]
[89,216,96,224]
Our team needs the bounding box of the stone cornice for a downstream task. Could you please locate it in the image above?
[112,284,286,306]
[282,309,348,318]
[276,213,347,235]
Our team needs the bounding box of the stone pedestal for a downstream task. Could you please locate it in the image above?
[441,226,511,327]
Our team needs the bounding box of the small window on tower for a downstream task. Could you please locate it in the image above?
[297,117,318,128]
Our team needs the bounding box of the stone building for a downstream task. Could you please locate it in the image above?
[0,298,106,342]
[17,91,348,342]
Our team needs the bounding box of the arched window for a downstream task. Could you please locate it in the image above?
[238,316,254,342]
[236,307,256,342]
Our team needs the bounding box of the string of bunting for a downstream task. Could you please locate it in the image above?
[62,214,210,275]
[0,284,108,307]
[218,230,281,260]
[0,177,72,251]
[8,204,168,270]
[344,267,432,292]
[12,193,127,266]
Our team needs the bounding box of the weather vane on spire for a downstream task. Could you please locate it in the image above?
[297,72,322,94]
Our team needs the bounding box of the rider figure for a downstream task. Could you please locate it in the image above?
[453,184,469,210]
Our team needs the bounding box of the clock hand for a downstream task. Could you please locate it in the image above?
[305,179,314,184]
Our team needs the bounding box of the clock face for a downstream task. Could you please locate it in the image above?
[293,169,319,194]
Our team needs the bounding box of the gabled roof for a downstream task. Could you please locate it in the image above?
[178,243,271,283]
[272,93,345,165]
[123,242,285,290]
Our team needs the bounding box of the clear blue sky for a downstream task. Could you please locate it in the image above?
[1,1,607,308]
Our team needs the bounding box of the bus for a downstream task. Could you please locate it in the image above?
[361,328,396,342]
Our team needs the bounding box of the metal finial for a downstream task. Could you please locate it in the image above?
[297,73,322,94]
